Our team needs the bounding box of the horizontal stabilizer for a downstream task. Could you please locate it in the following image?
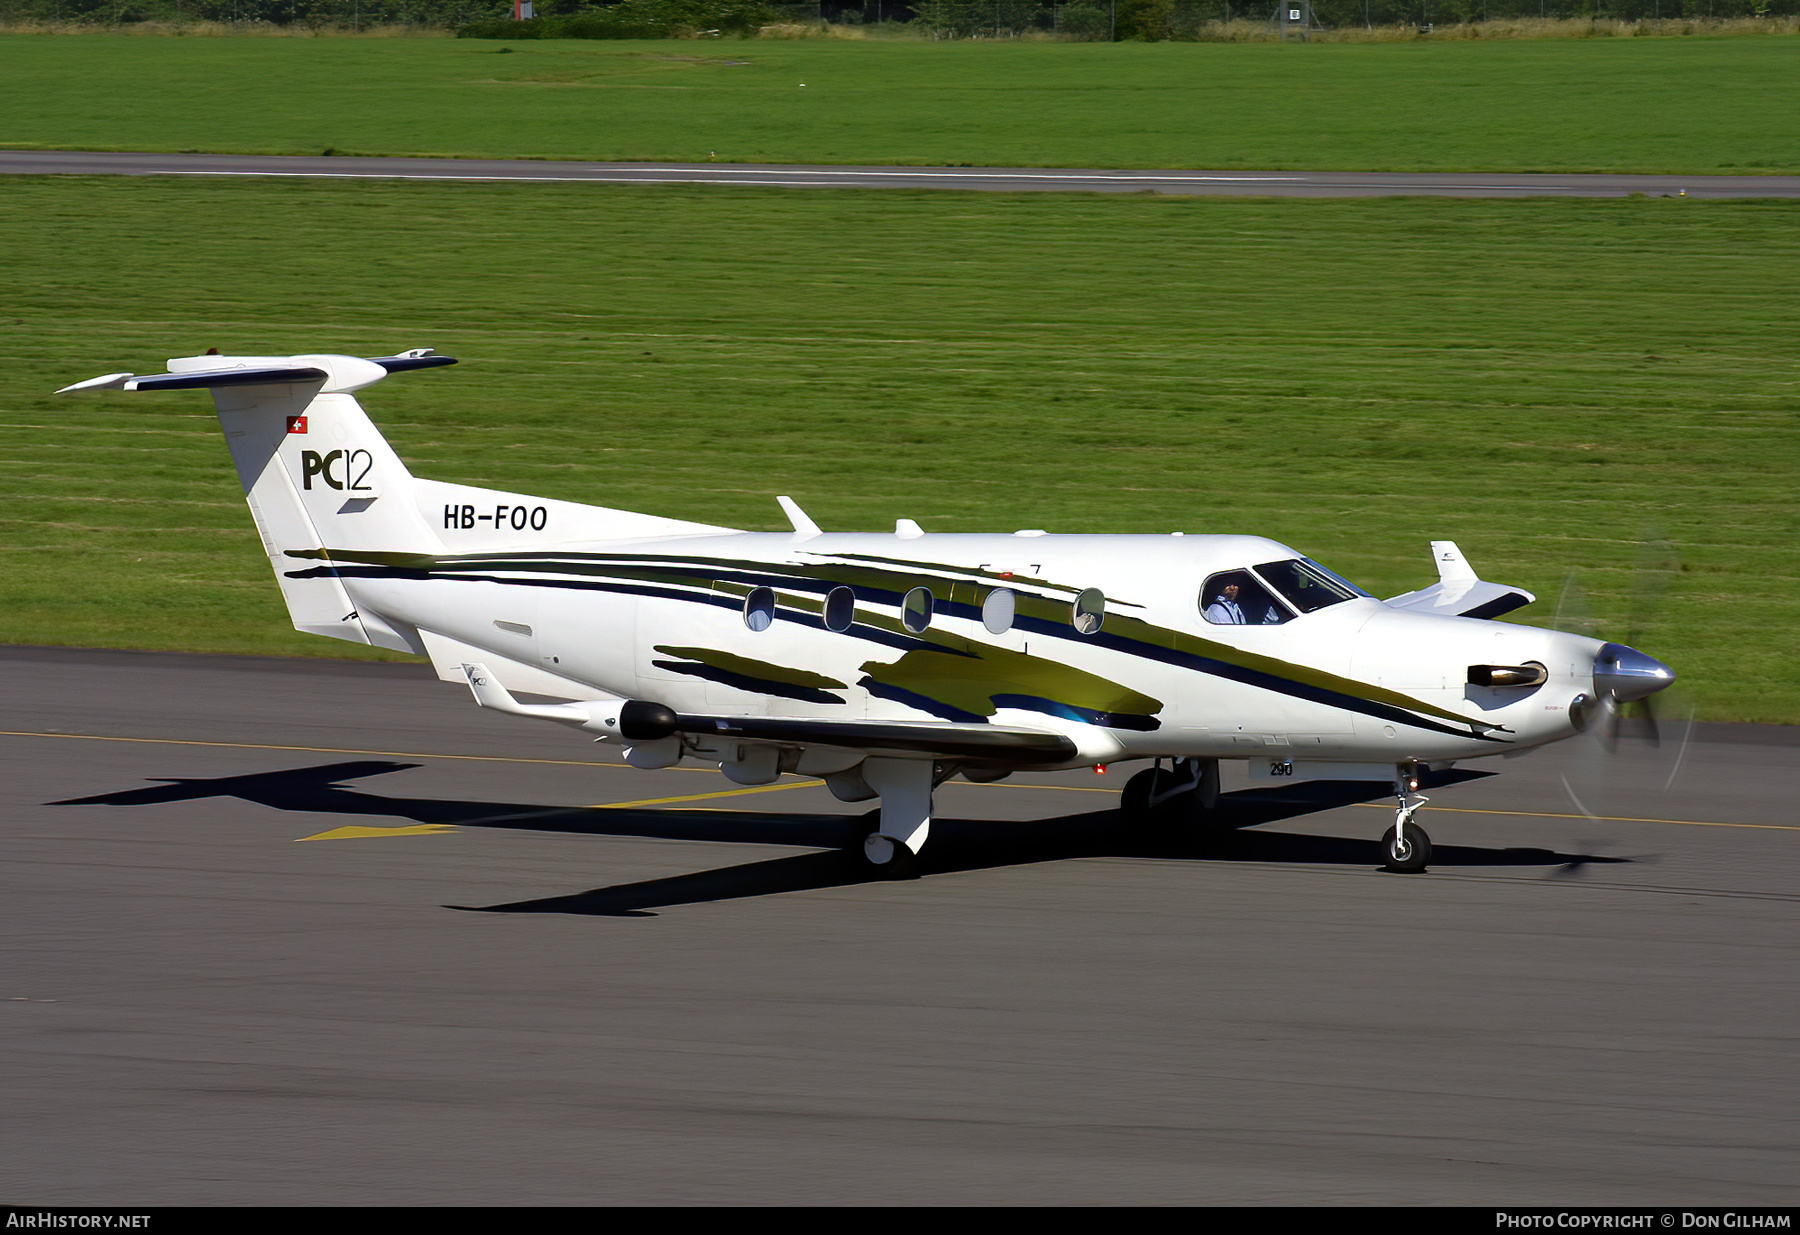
[61,365,328,394]
[56,350,454,396]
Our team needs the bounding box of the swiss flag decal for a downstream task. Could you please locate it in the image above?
[286,416,308,434]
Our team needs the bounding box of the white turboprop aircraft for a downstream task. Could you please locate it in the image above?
[60,350,1678,874]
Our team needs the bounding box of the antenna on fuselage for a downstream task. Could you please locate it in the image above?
[776,495,820,539]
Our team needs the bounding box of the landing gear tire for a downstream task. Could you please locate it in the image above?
[1381,823,1432,874]
[1123,759,1218,829]
[862,831,918,879]
[1121,769,1160,822]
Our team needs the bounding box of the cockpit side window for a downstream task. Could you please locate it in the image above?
[1253,558,1368,615]
[1200,571,1291,626]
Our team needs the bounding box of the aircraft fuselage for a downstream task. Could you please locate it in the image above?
[338,529,1601,770]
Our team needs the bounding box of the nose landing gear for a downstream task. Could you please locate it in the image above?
[1382,764,1432,873]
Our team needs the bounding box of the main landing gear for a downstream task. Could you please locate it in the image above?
[1120,757,1220,826]
[861,828,918,879]
[855,757,933,879]
[1382,764,1432,874]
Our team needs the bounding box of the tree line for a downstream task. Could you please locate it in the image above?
[915,0,1798,38]
[0,0,508,24]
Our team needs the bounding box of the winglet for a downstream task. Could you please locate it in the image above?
[459,663,632,739]
[776,495,821,538]
[1430,541,1478,585]
[1386,544,1536,620]
[461,662,589,723]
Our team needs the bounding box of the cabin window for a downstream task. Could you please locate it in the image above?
[1200,571,1291,626]
[1072,587,1105,635]
[743,586,776,632]
[1253,558,1368,615]
[824,586,855,633]
[902,586,933,633]
[981,587,1015,635]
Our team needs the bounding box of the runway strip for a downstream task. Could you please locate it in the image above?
[7,149,1800,198]
[4,647,1797,1204]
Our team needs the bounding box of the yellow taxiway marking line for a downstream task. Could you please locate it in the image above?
[592,780,825,810]
[296,824,459,842]
[1351,800,1800,832]
[8,730,1784,833]
[967,780,1115,793]
[1008,782,1797,831]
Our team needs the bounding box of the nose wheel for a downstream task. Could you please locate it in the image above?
[1380,821,1431,873]
[1381,764,1432,873]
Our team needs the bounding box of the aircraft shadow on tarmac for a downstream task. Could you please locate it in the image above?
[53,761,1630,916]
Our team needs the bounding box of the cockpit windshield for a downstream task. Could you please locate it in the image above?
[1252,558,1371,615]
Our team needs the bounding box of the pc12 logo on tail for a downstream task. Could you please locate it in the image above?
[300,448,378,496]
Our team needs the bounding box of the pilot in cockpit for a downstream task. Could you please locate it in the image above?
[1204,576,1283,626]
[1203,559,1371,628]
[1205,581,1248,624]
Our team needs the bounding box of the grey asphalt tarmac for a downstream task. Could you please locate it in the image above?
[6,149,1800,198]
[3,644,1797,1205]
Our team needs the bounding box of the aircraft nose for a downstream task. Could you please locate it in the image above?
[1593,642,1676,702]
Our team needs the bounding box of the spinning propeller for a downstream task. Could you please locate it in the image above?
[1549,536,1694,834]
[1556,535,1682,749]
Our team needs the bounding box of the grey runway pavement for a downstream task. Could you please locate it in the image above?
[3,645,1797,1204]
[6,148,1800,198]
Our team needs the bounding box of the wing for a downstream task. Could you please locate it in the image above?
[458,662,1078,765]
[654,713,1077,764]
[1384,540,1535,620]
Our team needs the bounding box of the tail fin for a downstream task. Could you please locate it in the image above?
[59,350,451,652]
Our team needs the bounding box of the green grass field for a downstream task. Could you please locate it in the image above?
[3,32,1800,173]
[2,176,1795,719]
